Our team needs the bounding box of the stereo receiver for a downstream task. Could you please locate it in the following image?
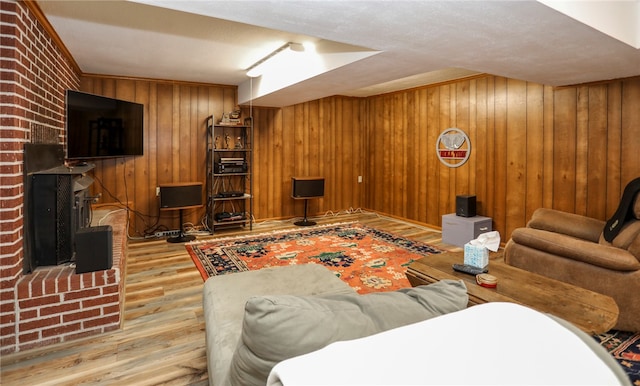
[215,157,247,174]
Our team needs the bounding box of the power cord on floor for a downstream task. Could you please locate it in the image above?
[322,207,372,217]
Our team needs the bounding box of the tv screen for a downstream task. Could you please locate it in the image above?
[66,90,144,159]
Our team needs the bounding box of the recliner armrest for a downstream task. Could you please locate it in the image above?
[510,228,640,271]
[527,208,605,243]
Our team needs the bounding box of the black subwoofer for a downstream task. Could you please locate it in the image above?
[456,195,477,217]
[75,225,113,274]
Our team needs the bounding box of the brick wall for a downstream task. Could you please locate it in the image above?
[1,0,125,354]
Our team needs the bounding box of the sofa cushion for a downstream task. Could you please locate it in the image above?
[203,264,355,386]
[527,208,604,243]
[228,280,468,386]
[512,228,640,271]
[600,221,640,249]
[599,221,640,261]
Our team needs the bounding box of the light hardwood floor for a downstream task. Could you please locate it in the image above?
[1,211,449,385]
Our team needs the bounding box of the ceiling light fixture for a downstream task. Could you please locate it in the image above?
[246,42,305,78]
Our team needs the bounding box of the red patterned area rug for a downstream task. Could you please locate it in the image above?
[594,330,640,385]
[185,222,442,294]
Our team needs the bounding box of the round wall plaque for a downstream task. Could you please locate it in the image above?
[436,128,471,168]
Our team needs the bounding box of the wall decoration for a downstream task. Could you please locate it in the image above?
[436,128,471,168]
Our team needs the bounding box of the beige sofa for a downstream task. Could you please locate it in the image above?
[504,193,640,332]
[202,264,469,386]
[202,264,355,385]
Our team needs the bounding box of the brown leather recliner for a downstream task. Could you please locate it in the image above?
[504,190,640,332]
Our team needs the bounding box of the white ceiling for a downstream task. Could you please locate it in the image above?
[37,0,640,107]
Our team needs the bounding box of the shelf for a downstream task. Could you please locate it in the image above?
[213,211,250,226]
[213,173,250,177]
[213,218,250,226]
[35,163,95,175]
[206,114,253,234]
[212,193,252,202]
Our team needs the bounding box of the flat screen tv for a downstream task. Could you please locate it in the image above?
[66,90,144,160]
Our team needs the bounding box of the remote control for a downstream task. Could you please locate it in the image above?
[452,263,488,276]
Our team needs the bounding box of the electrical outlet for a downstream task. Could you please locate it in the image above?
[358,176,363,183]
[156,186,160,196]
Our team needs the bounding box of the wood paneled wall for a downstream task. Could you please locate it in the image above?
[366,75,640,239]
[250,97,367,221]
[81,76,239,235]
[82,74,639,241]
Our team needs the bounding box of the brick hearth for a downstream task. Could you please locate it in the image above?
[12,210,127,351]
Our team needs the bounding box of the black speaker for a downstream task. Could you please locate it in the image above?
[159,183,203,209]
[75,225,113,274]
[291,177,325,227]
[456,195,477,217]
[291,177,325,198]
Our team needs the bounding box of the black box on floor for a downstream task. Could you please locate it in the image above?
[456,195,477,217]
[75,225,113,274]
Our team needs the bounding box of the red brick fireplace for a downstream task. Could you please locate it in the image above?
[12,211,126,351]
[1,0,126,354]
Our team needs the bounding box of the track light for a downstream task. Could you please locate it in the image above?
[246,42,305,78]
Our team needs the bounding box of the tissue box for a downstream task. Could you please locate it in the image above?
[464,243,489,269]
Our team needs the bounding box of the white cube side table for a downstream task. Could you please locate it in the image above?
[441,213,492,248]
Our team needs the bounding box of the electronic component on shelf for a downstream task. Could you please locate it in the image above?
[215,191,244,198]
[215,212,245,222]
[220,157,245,163]
[215,157,247,173]
[214,162,247,174]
